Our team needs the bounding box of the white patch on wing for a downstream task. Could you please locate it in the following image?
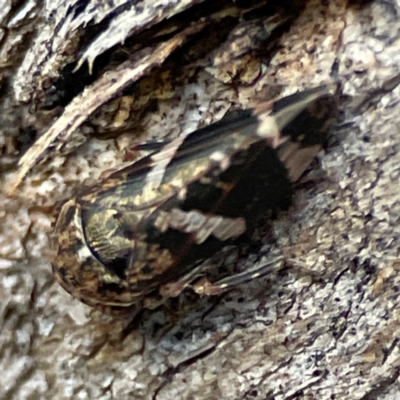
[210,150,231,171]
[177,187,187,201]
[144,134,187,191]
[153,208,246,244]
[77,241,93,261]
[278,143,322,182]
[256,114,288,148]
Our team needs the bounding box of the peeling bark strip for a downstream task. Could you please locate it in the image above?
[9,1,299,194]
[52,86,336,313]
[10,23,207,194]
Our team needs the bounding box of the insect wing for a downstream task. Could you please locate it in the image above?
[53,86,336,310]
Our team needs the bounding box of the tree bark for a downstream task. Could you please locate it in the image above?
[1,0,400,399]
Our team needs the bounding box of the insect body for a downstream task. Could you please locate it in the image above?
[53,86,336,312]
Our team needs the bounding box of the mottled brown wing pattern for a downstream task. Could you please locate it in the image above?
[52,86,337,312]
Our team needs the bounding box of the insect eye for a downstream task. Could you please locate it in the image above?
[80,208,134,278]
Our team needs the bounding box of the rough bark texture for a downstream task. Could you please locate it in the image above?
[1,0,400,399]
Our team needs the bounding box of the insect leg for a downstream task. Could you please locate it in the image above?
[191,257,284,295]
[158,259,211,299]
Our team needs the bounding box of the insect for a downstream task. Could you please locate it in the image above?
[52,86,336,313]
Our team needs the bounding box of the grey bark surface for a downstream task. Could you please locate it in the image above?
[1,0,400,399]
